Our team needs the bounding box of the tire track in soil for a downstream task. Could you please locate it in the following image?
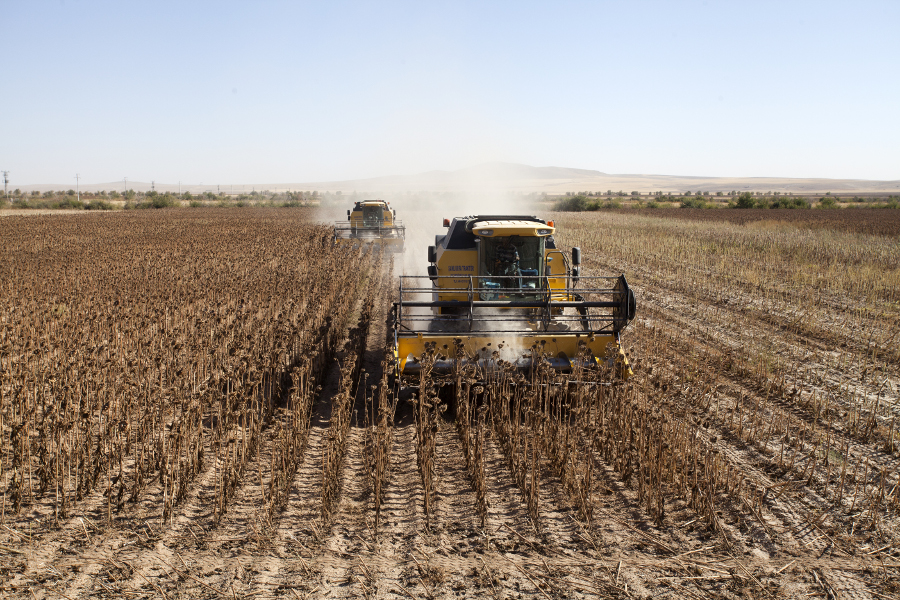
[820,568,878,600]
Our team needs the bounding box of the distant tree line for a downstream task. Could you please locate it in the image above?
[0,188,323,210]
[553,192,899,211]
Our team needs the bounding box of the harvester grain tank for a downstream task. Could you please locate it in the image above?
[392,215,636,380]
[333,199,405,251]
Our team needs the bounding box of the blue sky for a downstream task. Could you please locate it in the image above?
[2,1,898,185]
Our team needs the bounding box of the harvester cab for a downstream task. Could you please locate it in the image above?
[333,199,405,251]
[392,215,636,382]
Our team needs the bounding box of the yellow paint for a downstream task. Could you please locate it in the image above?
[434,249,479,302]
[339,200,403,250]
[396,332,631,378]
[472,221,555,237]
[544,248,569,294]
[348,200,396,227]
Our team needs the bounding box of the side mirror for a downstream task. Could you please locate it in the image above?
[572,247,582,266]
[427,265,438,282]
[427,245,437,263]
[346,210,350,218]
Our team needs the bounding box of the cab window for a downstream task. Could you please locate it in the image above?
[478,235,544,299]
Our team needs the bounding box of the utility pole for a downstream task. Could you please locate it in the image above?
[123,177,128,197]
[151,180,155,192]
[75,174,81,202]
[179,181,181,195]
[2,171,8,200]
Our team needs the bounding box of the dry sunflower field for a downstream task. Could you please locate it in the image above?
[0,207,898,599]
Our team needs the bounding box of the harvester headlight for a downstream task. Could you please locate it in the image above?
[537,229,551,235]
[478,229,494,236]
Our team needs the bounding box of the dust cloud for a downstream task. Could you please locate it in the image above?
[390,190,540,277]
[313,173,545,343]
[314,188,540,276]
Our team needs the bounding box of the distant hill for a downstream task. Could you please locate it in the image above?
[289,162,900,194]
[15,162,900,194]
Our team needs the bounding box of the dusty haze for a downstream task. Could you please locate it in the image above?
[13,162,900,195]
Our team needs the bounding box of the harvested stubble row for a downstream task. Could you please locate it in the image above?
[632,319,900,532]
[630,207,900,238]
[551,210,900,565]
[0,210,377,529]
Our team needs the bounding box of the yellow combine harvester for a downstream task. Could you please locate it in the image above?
[333,199,405,251]
[392,215,636,380]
